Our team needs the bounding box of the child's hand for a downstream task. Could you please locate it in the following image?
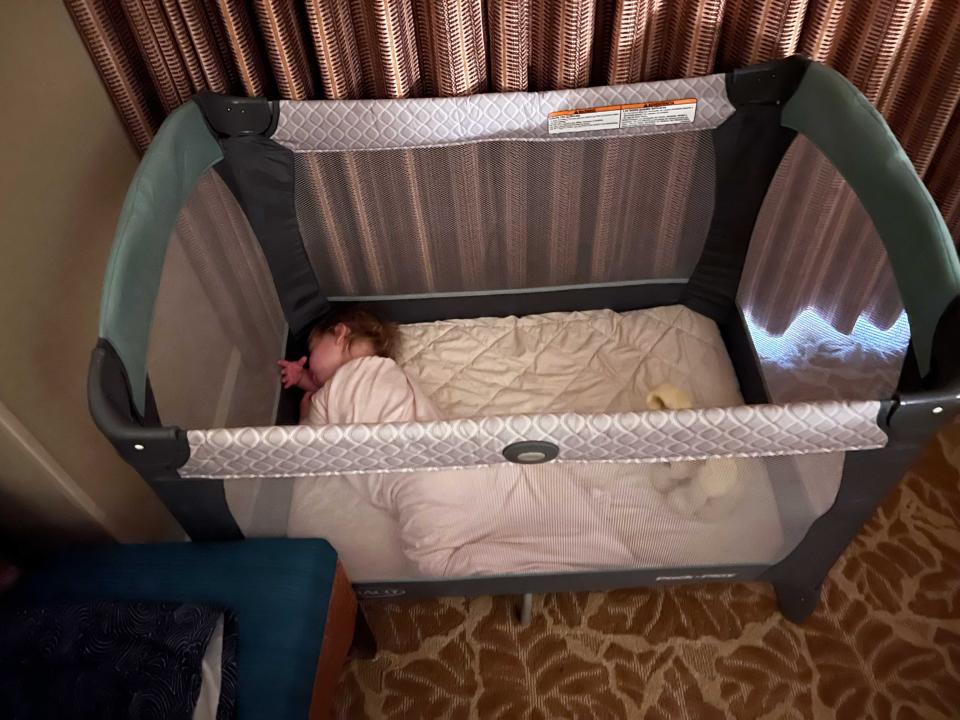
[277,356,308,389]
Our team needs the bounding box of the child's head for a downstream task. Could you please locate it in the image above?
[306,308,396,386]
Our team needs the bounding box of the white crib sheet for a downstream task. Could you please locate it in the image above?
[277,306,785,581]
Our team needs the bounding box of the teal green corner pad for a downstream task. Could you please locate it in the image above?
[782,62,960,377]
[99,101,223,415]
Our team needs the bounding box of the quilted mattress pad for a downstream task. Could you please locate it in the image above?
[396,305,744,417]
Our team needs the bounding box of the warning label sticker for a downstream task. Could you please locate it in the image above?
[548,98,697,134]
[622,99,698,127]
[548,105,622,134]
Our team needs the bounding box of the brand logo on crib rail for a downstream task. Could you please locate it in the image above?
[357,588,407,598]
[655,573,738,582]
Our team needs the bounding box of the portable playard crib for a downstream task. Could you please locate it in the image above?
[89,56,960,623]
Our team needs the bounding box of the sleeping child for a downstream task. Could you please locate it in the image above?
[276,308,439,425]
[280,309,746,580]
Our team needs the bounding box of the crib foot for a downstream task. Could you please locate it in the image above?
[774,583,822,625]
[517,593,534,627]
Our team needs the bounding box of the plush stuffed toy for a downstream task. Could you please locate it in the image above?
[646,384,744,520]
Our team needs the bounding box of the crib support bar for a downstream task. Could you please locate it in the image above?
[518,593,534,627]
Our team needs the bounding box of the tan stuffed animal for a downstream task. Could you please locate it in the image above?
[646,383,744,520]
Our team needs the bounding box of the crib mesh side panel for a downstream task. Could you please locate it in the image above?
[148,170,287,430]
[738,136,909,403]
[293,131,715,296]
[220,453,844,583]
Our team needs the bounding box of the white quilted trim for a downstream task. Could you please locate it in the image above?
[182,401,886,479]
[273,74,732,152]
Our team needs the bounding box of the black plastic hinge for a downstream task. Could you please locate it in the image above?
[88,340,191,472]
[880,390,960,445]
[880,294,960,445]
[725,55,811,107]
[194,92,277,138]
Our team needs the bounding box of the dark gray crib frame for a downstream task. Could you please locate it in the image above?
[88,56,960,624]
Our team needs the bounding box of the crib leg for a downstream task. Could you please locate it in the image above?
[774,583,822,625]
[517,593,534,627]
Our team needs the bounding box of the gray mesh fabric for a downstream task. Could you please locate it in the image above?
[738,137,909,403]
[148,171,287,429]
[295,132,715,296]
[220,452,845,583]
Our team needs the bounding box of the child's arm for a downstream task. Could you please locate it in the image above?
[277,357,320,393]
[299,391,315,423]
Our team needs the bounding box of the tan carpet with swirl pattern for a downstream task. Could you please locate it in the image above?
[336,422,960,719]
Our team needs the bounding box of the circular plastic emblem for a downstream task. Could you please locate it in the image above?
[502,440,559,464]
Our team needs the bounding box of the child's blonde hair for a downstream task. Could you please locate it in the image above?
[308,308,397,358]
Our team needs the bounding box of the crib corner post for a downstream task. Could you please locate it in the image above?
[772,582,822,625]
[760,445,918,624]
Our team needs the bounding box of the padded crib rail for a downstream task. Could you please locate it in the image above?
[97,101,222,416]
[181,401,887,479]
[271,73,733,151]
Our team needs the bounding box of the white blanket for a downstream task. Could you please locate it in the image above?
[286,308,784,581]
[295,356,633,576]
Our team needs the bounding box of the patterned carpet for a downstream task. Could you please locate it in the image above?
[337,421,960,719]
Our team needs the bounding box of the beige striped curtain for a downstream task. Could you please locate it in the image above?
[66,0,960,329]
